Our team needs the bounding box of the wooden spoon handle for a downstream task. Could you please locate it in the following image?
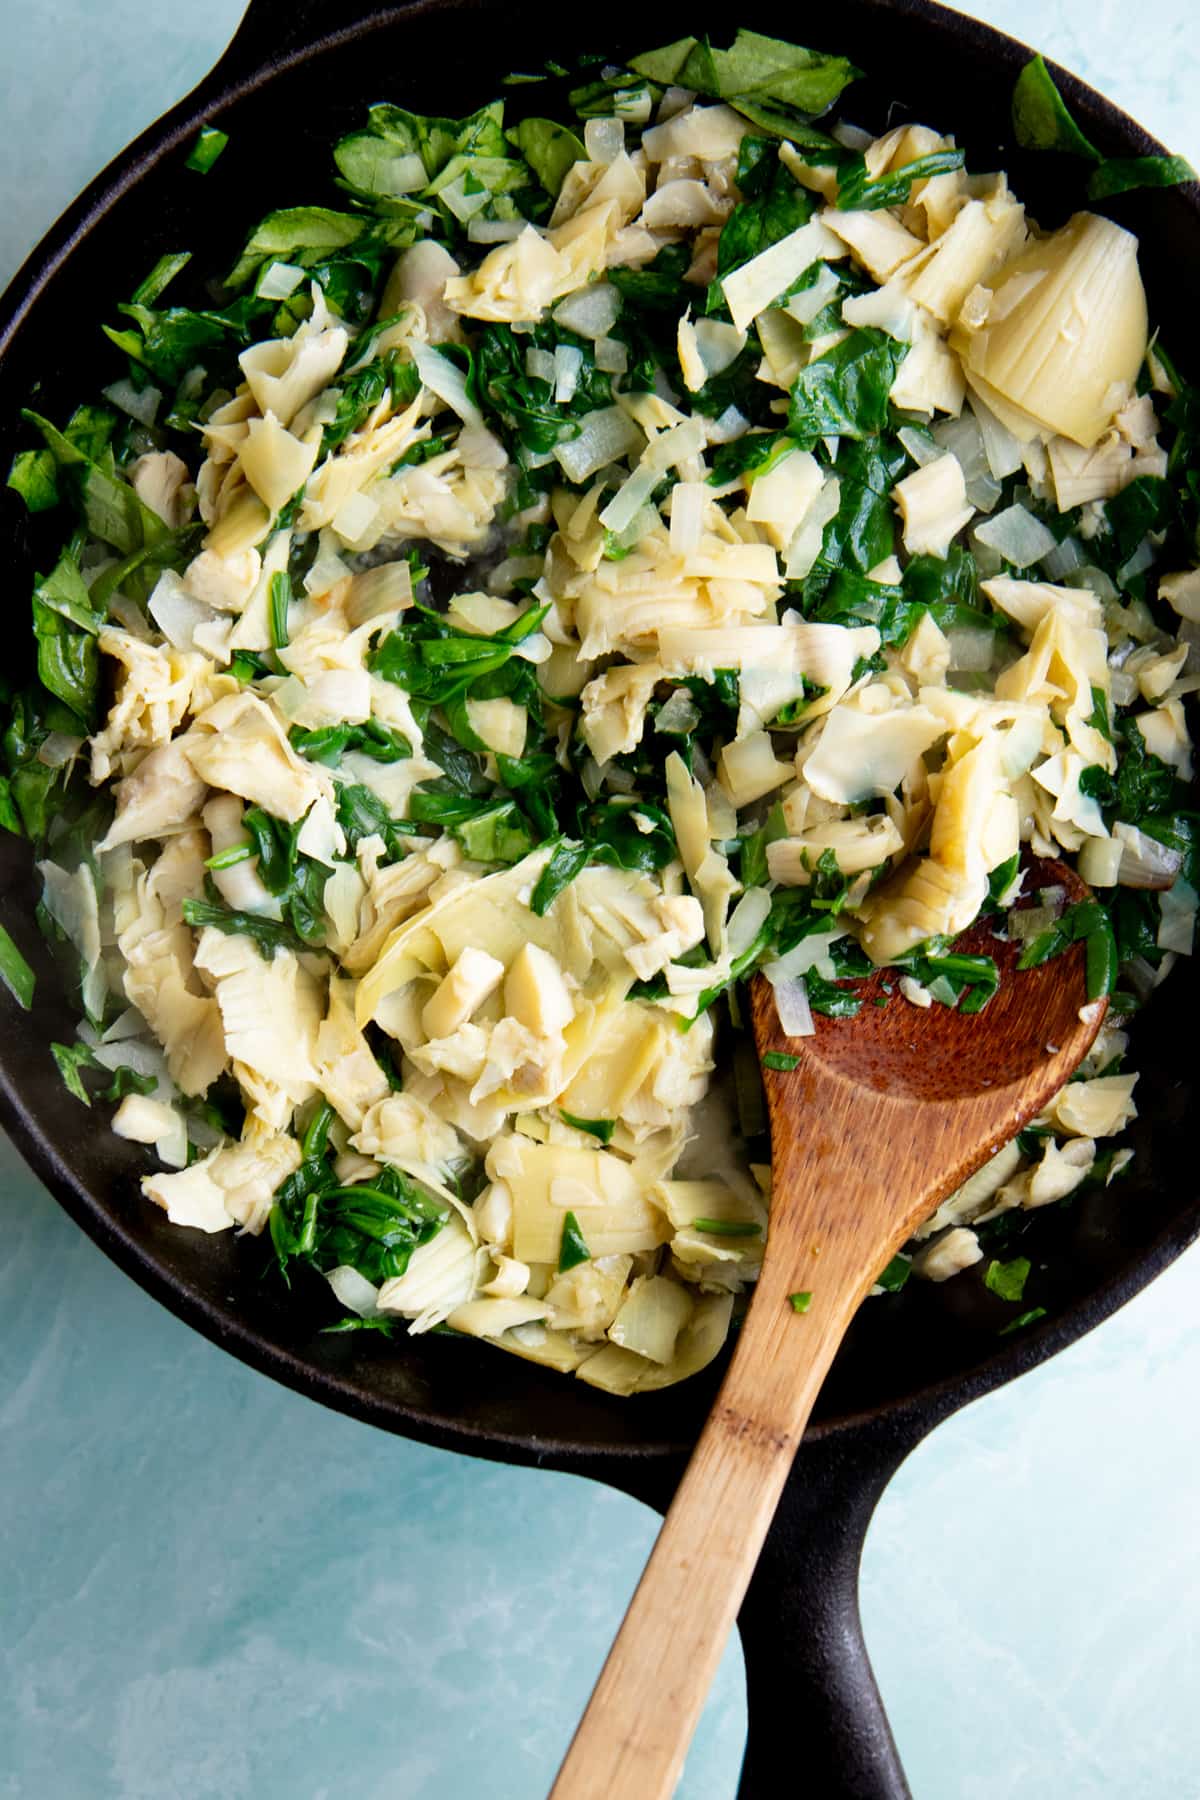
[550,1182,889,1800]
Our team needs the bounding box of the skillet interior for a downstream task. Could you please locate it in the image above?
[0,0,1197,1473]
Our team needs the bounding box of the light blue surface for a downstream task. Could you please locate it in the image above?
[1,4,1198,1795]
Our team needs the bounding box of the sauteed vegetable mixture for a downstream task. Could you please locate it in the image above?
[4,34,1197,1387]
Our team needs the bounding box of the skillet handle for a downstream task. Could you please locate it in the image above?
[734,1420,926,1800]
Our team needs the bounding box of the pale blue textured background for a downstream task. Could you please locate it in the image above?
[2,4,1198,1795]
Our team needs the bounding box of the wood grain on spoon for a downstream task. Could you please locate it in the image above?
[550,860,1106,1800]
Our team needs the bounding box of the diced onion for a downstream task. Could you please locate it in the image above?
[898,426,940,468]
[553,406,642,482]
[705,406,749,444]
[595,336,628,374]
[946,625,995,671]
[1040,536,1084,581]
[832,121,873,150]
[412,342,484,430]
[654,689,701,735]
[553,283,621,340]
[102,378,161,426]
[973,504,1058,569]
[1113,821,1184,889]
[554,344,583,404]
[526,347,557,383]
[606,502,660,553]
[967,393,1023,480]
[255,260,307,299]
[148,570,222,652]
[1008,905,1057,941]
[468,217,525,244]
[327,1265,382,1317]
[599,463,661,534]
[36,732,83,768]
[584,118,624,164]
[377,152,426,196]
[768,974,815,1037]
[727,887,772,957]
[932,412,1002,513]
[440,177,491,223]
[1158,878,1196,953]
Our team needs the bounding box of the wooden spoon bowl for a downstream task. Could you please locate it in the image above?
[552,858,1106,1799]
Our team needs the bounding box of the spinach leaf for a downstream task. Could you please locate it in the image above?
[893,942,1001,1013]
[1088,154,1197,200]
[716,151,813,283]
[835,150,965,212]
[1079,718,1187,826]
[507,118,585,196]
[181,894,306,960]
[559,1112,616,1144]
[106,294,269,386]
[186,126,228,174]
[290,718,412,768]
[226,206,396,290]
[531,840,590,915]
[787,328,908,444]
[631,29,860,119]
[335,782,420,861]
[451,799,535,865]
[803,436,910,598]
[1016,898,1117,999]
[31,596,99,730]
[239,809,328,946]
[708,430,795,485]
[984,1256,1031,1302]
[1012,55,1196,199]
[0,923,35,1010]
[1011,54,1108,159]
[558,1210,591,1271]
[270,1150,447,1287]
[322,349,421,455]
[6,449,59,514]
[474,320,613,457]
[608,242,693,312]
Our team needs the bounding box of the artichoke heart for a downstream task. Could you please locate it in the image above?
[953,212,1148,447]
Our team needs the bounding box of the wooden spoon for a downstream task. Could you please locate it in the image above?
[551,859,1106,1799]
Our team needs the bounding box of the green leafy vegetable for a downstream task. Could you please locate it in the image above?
[787,328,908,445]
[787,1290,813,1313]
[691,1218,763,1238]
[631,29,860,124]
[559,1111,616,1143]
[181,892,306,960]
[999,1306,1047,1336]
[270,1151,447,1287]
[0,923,35,1010]
[1016,898,1117,1000]
[835,149,965,212]
[876,1254,912,1293]
[558,1210,591,1271]
[716,142,814,283]
[51,1040,95,1104]
[984,1256,1031,1302]
[186,126,229,173]
[269,571,292,652]
[1012,55,1196,199]
[6,449,59,513]
[762,1051,801,1071]
[507,118,586,196]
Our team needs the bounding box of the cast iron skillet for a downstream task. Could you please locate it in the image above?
[1,2,1197,1792]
